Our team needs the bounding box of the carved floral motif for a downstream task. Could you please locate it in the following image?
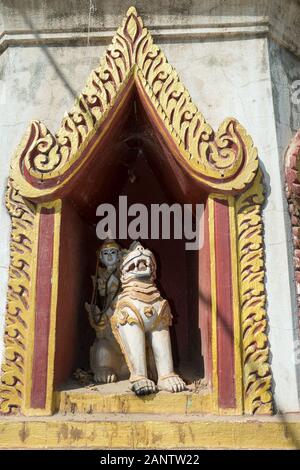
[0,180,35,414]
[0,7,271,414]
[236,171,273,414]
[12,7,258,197]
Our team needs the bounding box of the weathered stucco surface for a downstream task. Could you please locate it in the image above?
[1,0,300,57]
[1,0,300,412]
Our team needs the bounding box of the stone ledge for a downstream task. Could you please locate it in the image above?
[1,0,300,57]
[55,381,213,415]
[0,23,269,55]
[0,413,300,449]
[1,22,299,59]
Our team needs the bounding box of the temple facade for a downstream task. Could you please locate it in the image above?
[0,0,300,449]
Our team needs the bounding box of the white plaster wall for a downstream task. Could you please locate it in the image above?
[0,34,299,411]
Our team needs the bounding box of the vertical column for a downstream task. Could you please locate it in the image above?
[208,195,243,413]
[23,200,61,416]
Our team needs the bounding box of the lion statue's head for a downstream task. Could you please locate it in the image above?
[120,242,157,283]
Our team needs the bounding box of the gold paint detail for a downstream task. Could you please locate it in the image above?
[45,200,62,415]
[117,308,139,327]
[110,325,134,378]
[23,205,40,413]
[0,179,35,414]
[236,171,273,414]
[144,306,154,318]
[2,6,270,419]
[118,280,162,303]
[23,200,62,417]
[112,299,144,330]
[12,6,258,197]
[55,389,212,415]
[228,196,244,414]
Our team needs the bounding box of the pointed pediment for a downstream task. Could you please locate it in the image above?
[11,6,258,199]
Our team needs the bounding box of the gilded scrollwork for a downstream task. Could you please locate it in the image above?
[25,121,62,176]
[112,300,144,330]
[12,7,258,197]
[236,171,273,414]
[0,179,35,414]
[1,7,271,414]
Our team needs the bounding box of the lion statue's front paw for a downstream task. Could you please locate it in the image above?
[157,374,186,393]
[131,377,157,396]
[94,367,117,384]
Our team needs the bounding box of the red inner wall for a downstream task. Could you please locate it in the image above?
[117,153,194,370]
[214,198,236,408]
[33,84,237,407]
[54,152,205,384]
[53,88,207,387]
[31,208,54,408]
[54,202,96,386]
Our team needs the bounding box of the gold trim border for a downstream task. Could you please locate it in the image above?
[23,201,62,416]
[208,194,244,415]
[0,181,35,414]
[229,196,244,414]
[208,196,218,413]
[0,175,272,416]
[236,171,272,414]
[55,389,213,415]
[23,206,40,412]
[0,6,271,417]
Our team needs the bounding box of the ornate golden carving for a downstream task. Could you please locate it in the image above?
[117,309,139,327]
[236,171,273,414]
[112,300,144,331]
[1,7,270,414]
[144,306,154,318]
[0,179,35,414]
[11,6,258,198]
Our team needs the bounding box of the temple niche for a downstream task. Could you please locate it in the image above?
[47,82,206,393]
[0,7,270,416]
[4,4,293,449]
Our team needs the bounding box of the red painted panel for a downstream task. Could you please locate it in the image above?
[54,201,90,386]
[54,154,202,385]
[198,200,212,384]
[214,199,236,409]
[30,208,55,409]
